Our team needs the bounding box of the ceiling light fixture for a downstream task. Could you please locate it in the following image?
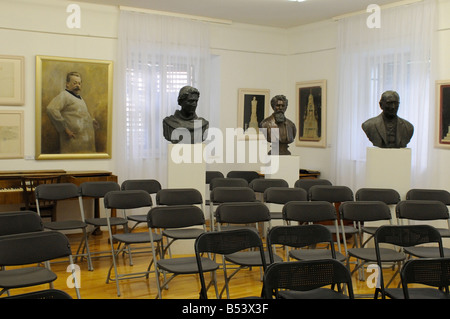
[288,0,307,2]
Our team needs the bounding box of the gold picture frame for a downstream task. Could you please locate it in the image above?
[436,80,450,149]
[295,80,327,148]
[0,55,25,106]
[0,110,24,159]
[237,88,270,137]
[35,55,113,159]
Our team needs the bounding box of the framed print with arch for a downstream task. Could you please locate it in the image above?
[237,88,270,137]
[35,55,113,159]
[295,80,327,148]
[0,110,23,159]
[436,80,450,149]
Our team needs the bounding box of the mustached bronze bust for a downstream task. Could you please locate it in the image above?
[260,95,297,155]
[362,90,414,148]
[163,86,209,144]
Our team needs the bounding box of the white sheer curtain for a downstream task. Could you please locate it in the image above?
[115,10,211,187]
[333,0,436,191]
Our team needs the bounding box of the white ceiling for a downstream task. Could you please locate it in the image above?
[77,0,403,28]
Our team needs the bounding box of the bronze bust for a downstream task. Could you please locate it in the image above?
[163,86,209,144]
[362,90,414,148]
[260,95,297,155]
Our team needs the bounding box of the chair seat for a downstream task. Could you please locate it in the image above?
[404,246,450,258]
[384,287,450,299]
[43,220,87,231]
[437,228,450,238]
[269,212,283,219]
[113,231,162,245]
[163,228,204,240]
[324,224,358,235]
[347,247,405,262]
[279,288,350,299]
[362,226,378,235]
[157,256,219,274]
[127,215,147,223]
[3,288,72,299]
[225,251,281,267]
[0,267,57,289]
[289,249,347,262]
[85,217,128,227]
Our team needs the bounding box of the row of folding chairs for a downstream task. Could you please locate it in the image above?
[0,210,79,299]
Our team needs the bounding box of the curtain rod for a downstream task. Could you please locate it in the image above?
[332,0,423,21]
[119,5,232,25]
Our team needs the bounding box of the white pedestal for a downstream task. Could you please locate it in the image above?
[264,155,300,187]
[167,143,206,255]
[364,147,412,245]
[365,147,411,199]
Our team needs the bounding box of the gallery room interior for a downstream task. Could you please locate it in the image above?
[1,0,450,301]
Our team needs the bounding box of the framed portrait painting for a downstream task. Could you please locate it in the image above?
[0,55,24,106]
[295,80,327,148]
[35,56,113,159]
[436,80,450,149]
[237,88,270,137]
[0,110,24,159]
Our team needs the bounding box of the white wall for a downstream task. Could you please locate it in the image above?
[1,0,450,191]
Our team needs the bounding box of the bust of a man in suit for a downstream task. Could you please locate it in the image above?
[361,90,414,148]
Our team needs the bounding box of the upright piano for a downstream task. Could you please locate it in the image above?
[0,169,118,206]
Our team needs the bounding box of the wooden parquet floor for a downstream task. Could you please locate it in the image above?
[4,228,401,300]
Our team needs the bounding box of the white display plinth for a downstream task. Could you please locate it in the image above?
[365,147,411,199]
[167,143,206,255]
[264,155,300,187]
[364,147,412,245]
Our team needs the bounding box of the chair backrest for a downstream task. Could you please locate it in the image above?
[396,200,449,221]
[262,259,354,299]
[103,190,152,210]
[263,187,307,204]
[374,225,444,254]
[215,202,271,224]
[0,211,43,236]
[267,225,336,262]
[249,178,288,193]
[35,183,79,201]
[282,200,337,223]
[406,189,450,205]
[355,188,401,205]
[0,231,72,266]
[210,187,256,203]
[294,178,332,193]
[21,175,61,210]
[195,229,266,299]
[339,201,392,222]
[205,171,224,184]
[309,185,354,203]
[147,205,205,229]
[401,258,450,298]
[121,179,161,195]
[226,171,260,184]
[156,188,203,206]
[209,177,248,190]
[78,181,120,198]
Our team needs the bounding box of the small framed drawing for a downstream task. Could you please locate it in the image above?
[436,80,450,149]
[35,55,113,160]
[0,110,24,159]
[237,88,270,137]
[0,55,25,106]
[295,80,327,148]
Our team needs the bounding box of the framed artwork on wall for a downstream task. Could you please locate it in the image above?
[0,55,24,106]
[0,110,24,159]
[35,55,113,160]
[237,88,270,137]
[436,80,450,149]
[295,80,327,148]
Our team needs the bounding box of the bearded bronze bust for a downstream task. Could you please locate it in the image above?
[260,95,297,155]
